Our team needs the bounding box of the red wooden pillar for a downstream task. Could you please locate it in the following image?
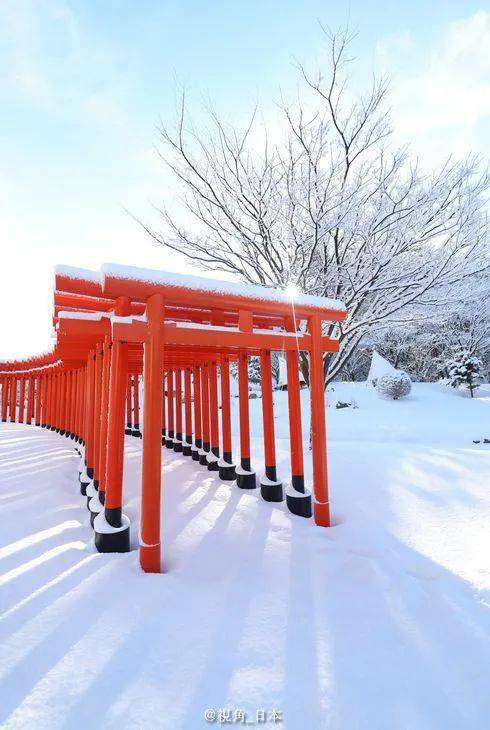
[218,357,236,479]
[85,353,96,477]
[98,337,112,504]
[161,372,167,446]
[66,370,73,438]
[286,348,304,491]
[207,359,220,470]
[48,373,55,429]
[125,374,133,435]
[9,377,17,423]
[133,374,141,437]
[52,374,58,430]
[18,378,26,424]
[53,373,59,430]
[35,376,42,427]
[54,373,60,430]
[173,368,183,452]
[39,375,45,427]
[104,344,127,521]
[74,370,82,440]
[60,376,67,429]
[30,378,41,426]
[92,346,103,487]
[57,373,63,432]
[59,373,65,432]
[140,293,164,573]
[27,377,34,424]
[70,371,76,435]
[191,366,202,461]
[79,368,85,442]
[69,371,76,437]
[66,370,75,438]
[55,373,61,430]
[1,377,9,422]
[25,377,30,423]
[61,371,69,435]
[308,315,330,527]
[60,372,67,434]
[259,350,283,500]
[165,369,174,448]
[285,343,311,517]
[96,297,131,553]
[237,350,255,488]
[45,374,51,428]
[183,368,192,456]
[69,372,76,437]
[199,362,210,465]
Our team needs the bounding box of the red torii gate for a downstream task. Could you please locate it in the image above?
[0,263,346,573]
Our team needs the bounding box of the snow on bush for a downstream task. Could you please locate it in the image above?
[367,350,397,387]
[444,350,484,398]
[377,371,412,400]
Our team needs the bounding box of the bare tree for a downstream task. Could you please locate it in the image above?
[141,29,489,386]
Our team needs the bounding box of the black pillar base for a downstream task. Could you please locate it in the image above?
[173,440,183,453]
[199,451,208,466]
[89,505,102,528]
[86,466,94,480]
[219,463,236,481]
[286,489,312,518]
[191,447,200,461]
[237,471,256,489]
[207,457,219,471]
[165,438,174,449]
[260,480,284,502]
[79,470,90,496]
[182,444,192,456]
[94,525,130,553]
[132,429,142,438]
[124,427,132,435]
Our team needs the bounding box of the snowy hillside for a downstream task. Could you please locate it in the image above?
[0,383,489,729]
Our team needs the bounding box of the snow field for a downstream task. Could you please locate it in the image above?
[0,383,489,729]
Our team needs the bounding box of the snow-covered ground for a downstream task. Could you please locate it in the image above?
[0,383,489,729]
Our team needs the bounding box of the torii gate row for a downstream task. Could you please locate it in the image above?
[0,263,346,573]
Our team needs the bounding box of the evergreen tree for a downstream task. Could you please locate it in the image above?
[444,351,484,398]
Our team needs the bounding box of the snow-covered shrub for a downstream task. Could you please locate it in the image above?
[444,350,483,398]
[367,350,397,387]
[377,371,412,400]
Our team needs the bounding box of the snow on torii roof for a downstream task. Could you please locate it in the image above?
[55,263,346,318]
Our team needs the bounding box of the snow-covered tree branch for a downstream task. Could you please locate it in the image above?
[143,29,489,386]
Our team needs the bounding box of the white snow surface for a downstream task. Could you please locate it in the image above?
[101,262,346,312]
[54,265,100,283]
[0,383,489,729]
[57,311,106,321]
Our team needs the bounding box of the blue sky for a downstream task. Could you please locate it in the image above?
[0,1,489,357]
